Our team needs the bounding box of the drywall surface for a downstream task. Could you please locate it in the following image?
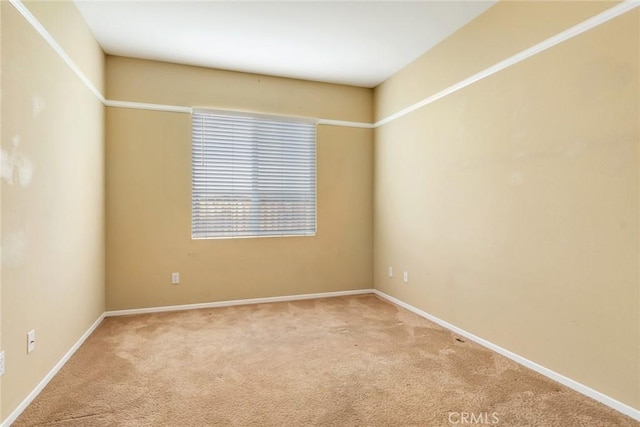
[1,1,105,421]
[21,0,104,95]
[106,56,373,310]
[374,2,639,410]
[107,56,372,123]
[374,1,618,121]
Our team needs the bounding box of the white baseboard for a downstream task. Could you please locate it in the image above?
[5,289,637,425]
[1,313,106,427]
[1,289,372,426]
[104,288,374,317]
[372,289,640,422]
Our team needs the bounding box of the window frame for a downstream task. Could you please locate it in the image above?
[191,108,318,240]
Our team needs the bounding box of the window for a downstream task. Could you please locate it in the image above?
[191,109,317,239]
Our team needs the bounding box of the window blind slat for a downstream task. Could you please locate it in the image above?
[192,111,317,239]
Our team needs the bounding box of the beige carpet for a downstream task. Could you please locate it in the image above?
[14,295,637,426]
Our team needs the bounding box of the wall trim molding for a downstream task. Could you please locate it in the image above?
[102,0,640,129]
[315,118,374,129]
[372,290,640,422]
[104,288,374,317]
[8,0,106,103]
[5,0,639,422]
[374,0,639,127]
[102,99,374,130]
[8,0,372,129]
[2,291,374,425]
[105,100,374,129]
[3,291,638,423]
[10,0,638,130]
[0,314,106,427]
[104,99,192,114]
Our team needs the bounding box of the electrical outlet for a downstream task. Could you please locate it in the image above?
[27,330,36,353]
[171,272,180,285]
[0,351,5,376]
[388,267,393,278]
[403,271,409,283]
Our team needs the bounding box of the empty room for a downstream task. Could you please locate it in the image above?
[1,0,638,425]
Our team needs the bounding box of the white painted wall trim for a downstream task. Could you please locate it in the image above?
[8,0,106,104]
[374,0,639,127]
[0,314,106,427]
[105,101,373,128]
[3,290,637,423]
[10,0,638,130]
[102,0,640,129]
[105,99,192,114]
[372,290,640,422]
[1,290,374,425]
[5,0,638,421]
[8,0,371,129]
[105,289,374,317]
[190,106,376,129]
[316,118,374,129]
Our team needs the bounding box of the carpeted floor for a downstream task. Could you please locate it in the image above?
[14,295,638,426]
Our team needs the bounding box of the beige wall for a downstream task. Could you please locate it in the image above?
[374,1,617,121]
[105,57,373,311]
[20,0,104,94]
[1,0,637,421]
[1,0,105,421]
[107,56,372,123]
[374,2,639,410]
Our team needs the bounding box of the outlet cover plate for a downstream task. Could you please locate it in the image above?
[27,330,36,353]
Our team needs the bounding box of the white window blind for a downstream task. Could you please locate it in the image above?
[192,110,317,239]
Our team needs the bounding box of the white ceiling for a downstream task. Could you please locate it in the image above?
[75,1,496,88]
